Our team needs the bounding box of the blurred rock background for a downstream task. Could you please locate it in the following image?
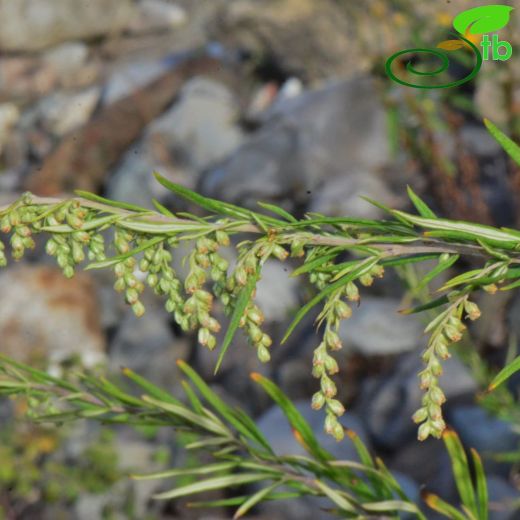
[0,0,519,518]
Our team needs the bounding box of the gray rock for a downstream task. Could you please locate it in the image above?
[108,292,189,393]
[0,0,135,51]
[257,400,370,460]
[0,103,19,154]
[255,260,299,323]
[36,87,100,136]
[148,77,244,172]
[42,42,90,83]
[358,353,477,450]
[199,77,392,212]
[107,77,242,208]
[448,405,519,476]
[128,0,187,34]
[487,476,520,520]
[339,297,423,356]
[0,265,106,370]
[309,173,398,219]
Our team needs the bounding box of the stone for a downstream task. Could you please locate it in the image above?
[487,476,520,520]
[148,77,243,172]
[0,265,105,369]
[128,0,187,34]
[255,260,299,323]
[447,405,519,476]
[37,87,100,136]
[107,76,243,207]
[0,103,19,154]
[339,297,423,356]
[0,0,135,52]
[108,292,189,394]
[257,400,370,460]
[357,353,477,450]
[199,77,393,212]
[42,42,93,87]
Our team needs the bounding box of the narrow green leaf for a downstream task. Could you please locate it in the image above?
[251,373,332,463]
[122,367,181,405]
[153,473,270,500]
[314,480,357,512]
[214,271,259,375]
[75,190,151,213]
[291,249,342,277]
[399,295,449,315]
[141,395,229,436]
[484,119,520,167]
[393,211,520,249]
[177,360,273,453]
[181,380,204,414]
[470,448,488,520]
[362,499,425,514]
[423,492,467,520]
[154,172,280,226]
[487,355,520,392]
[86,236,165,270]
[233,481,283,518]
[189,492,303,508]
[407,186,437,218]
[152,198,176,217]
[415,254,459,292]
[257,201,297,223]
[282,257,379,343]
[442,429,478,516]
[132,462,237,481]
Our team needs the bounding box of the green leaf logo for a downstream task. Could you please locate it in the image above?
[453,5,514,35]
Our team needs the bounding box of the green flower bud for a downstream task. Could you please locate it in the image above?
[417,422,431,441]
[429,386,446,405]
[261,334,272,347]
[359,273,374,287]
[311,392,325,410]
[198,327,211,346]
[131,301,145,317]
[434,339,450,360]
[139,258,150,272]
[464,300,481,321]
[320,375,337,398]
[248,324,263,343]
[444,325,462,342]
[335,300,352,319]
[412,407,428,424]
[324,356,339,375]
[72,242,85,263]
[324,329,342,351]
[125,288,139,305]
[327,399,345,416]
[113,278,126,292]
[332,422,345,441]
[63,266,75,278]
[215,230,230,246]
[147,273,158,288]
[257,345,271,363]
[272,245,289,261]
[324,413,337,434]
[45,239,58,256]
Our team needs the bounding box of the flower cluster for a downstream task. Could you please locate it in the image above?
[413,297,481,440]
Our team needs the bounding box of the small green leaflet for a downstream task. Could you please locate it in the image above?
[487,355,520,392]
[484,119,520,167]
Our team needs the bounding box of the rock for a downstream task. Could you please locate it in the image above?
[357,353,477,450]
[255,402,370,519]
[0,103,19,154]
[308,170,398,219]
[102,60,173,106]
[37,87,100,136]
[128,0,187,34]
[447,405,519,476]
[0,265,105,369]
[257,400,370,460]
[108,292,189,393]
[339,297,423,356]
[255,260,299,322]
[42,42,94,88]
[487,476,520,520]
[26,55,227,195]
[390,437,456,500]
[107,76,243,207]
[200,77,393,212]
[0,0,135,52]
[148,77,243,172]
[212,0,365,82]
